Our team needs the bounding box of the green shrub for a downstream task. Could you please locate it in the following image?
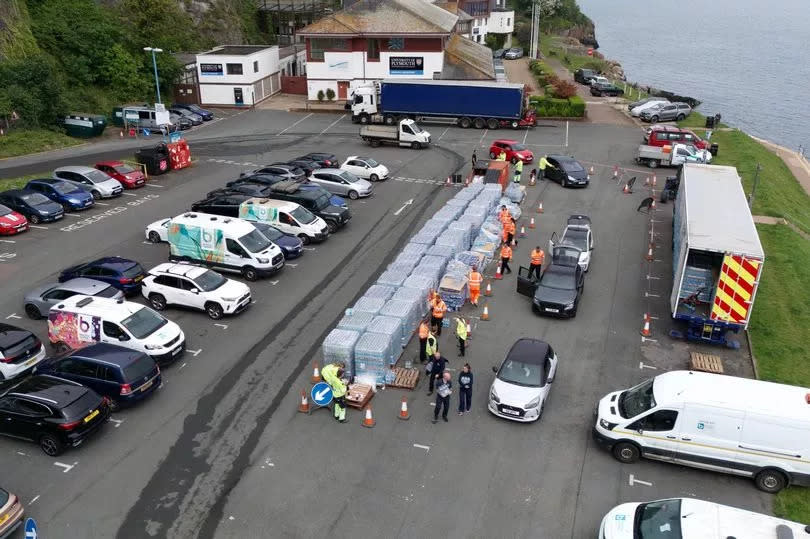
[317,89,325,102]
[326,88,335,101]
[568,95,585,116]
[527,95,585,118]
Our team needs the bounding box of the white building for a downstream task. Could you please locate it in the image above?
[196,45,282,107]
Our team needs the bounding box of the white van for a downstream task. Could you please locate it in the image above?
[168,212,284,281]
[599,497,810,539]
[48,295,185,365]
[593,370,810,493]
[238,198,328,244]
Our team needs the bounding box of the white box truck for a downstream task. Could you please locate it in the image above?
[593,370,810,493]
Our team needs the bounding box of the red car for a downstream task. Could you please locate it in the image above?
[644,125,709,150]
[95,161,147,189]
[489,139,534,164]
[0,203,28,235]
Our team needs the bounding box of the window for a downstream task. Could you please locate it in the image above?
[59,358,98,378]
[226,238,247,257]
[15,399,50,417]
[309,38,349,61]
[402,124,413,135]
[43,289,74,301]
[226,63,243,75]
[103,321,126,340]
[387,37,404,51]
[177,278,197,291]
[367,39,379,61]
[154,275,180,288]
[628,409,678,432]
[253,60,259,73]
[506,17,511,25]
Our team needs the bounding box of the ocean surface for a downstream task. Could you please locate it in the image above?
[576,0,809,149]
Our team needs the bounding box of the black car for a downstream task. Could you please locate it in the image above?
[517,246,584,318]
[590,82,624,97]
[207,184,271,199]
[250,222,304,259]
[227,173,286,189]
[58,256,147,296]
[574,68,598,85]
[171,103,214,121]
[0,374,111,456]
[543,155,589,188]
[0,189,64,224]
[285,159,318,176]
[250,164,306,182]
[301,153,339,168]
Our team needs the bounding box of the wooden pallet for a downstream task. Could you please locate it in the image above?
[690,352,724,374]
[346,383,374,409]
[389,367,420,390]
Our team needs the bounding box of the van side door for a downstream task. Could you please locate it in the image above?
[674,405,743,472]
[625,408,680,461]
[733,413,805,478]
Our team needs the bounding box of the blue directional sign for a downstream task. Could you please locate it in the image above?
[311,382,333,407]
[25,518,38,539]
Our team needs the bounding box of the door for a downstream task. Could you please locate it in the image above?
[0,398,51,441]
[54,357,103,394]
[674,405,743,470]
[626,408,680,460]
[548,231,558,258]
[225,238,250,267]
[234,88,244,106]
[337,81,349,99]
[277,212,296,235]
[177,277,206,310]
[516,266,538,297]
[0,397,29,438]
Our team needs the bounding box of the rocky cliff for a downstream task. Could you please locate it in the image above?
[558,19,598,49]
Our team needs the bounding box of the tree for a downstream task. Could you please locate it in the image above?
[0,54,66,128]
[100,44,150,100]
[115,0,200,53]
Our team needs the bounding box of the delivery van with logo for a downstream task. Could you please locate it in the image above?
[238,198,328,244]
[167,212,284,281]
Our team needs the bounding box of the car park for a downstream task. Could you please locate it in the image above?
[574,68,598,85]
[53,165,123,199]
[145,217,171,243]
[0,324,46,381]
[0,189,64,224]
[644,125,709,149]
[488,338,557,422]
[238,198,329,245]
[24,277,124,319]
[171,103,214,121]
[142,262,252,319]
[504,47,524,59]
[95,161,147,189]
[226,174,348,208]
[542,155,589,187]
[340,156,389,182]
[309,169,373,199]
[168,107,203,126]
[58,256,147,296]
[590,82,624,97]
[0,486,24,538]
[548,215,594,271]
[0,374,111,456]
[249,164,306,182]
[629,98,669,117]
[25,178,94,211]
[516,245,584,317]
[35,343,161,409]
[0,203,28,235]
[489,139,534,164]
[639,101,692,122]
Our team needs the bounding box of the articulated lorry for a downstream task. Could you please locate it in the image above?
[670,164,764,345]
[350,80,536,129]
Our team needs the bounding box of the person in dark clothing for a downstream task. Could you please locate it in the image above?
[427,351,448,396]
[472,149,477,168]
[432,371,452,423]
[457,363,473,415]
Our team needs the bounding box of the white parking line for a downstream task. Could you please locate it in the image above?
[179,362,187,370]
[5,313,21,319]
[0,239,15,243]
[276,113,313,135]
[639,362,657,370]
[53,461,78,473]
[478,129,488,147]
[318,114,346,135]
[522,128,530,144]
[628,474,653,487]
[145,183,164,188]
[62,213,81,218]
[94,202,110,206]
[214,323,229,330]
[29,225,48,229]
[438,127,450,141]
[122,193,137,197]
[29,495,40,504]
[108,418,125,428]
[413,443,430,452]
[286,263,298,268]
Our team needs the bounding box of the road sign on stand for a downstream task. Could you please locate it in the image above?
[25,518,38,539]
[311,382,333,407]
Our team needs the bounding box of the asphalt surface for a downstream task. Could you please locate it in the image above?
[0,110,770,538]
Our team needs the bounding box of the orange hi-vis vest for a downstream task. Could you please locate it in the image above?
[531,249,545,265]
[419,321,429,339]
[468,271,483,289]
[501,245,513,260]
[499,208,511,222]
[505,220,516,234]
[433,300,447,318]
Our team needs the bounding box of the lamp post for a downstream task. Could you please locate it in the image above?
[143,47,164,104]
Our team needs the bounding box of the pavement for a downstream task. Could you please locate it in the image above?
[0,109,771,538]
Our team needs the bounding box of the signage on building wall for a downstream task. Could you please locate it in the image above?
[200,63,224,76]
[389,56,424,75]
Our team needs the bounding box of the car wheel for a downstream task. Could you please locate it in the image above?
[91,190,101,200]
[205,302,224,320]
[25,304,41,320]
[612,441,641,463]
[370,140,380,148]
[755,469,787,493]
[348,190,359,200]
[359,114,370,124]
[298,234,311,245]
[39,433,64,456]
[29,214,40,224]
[676,114,686,121]
[109,399,120,412]
[562,177,568,188]
[384,115,395,126]
[648,159,658,169]
[487,118,499,129]
[459,117,472,128]
[148,231,162,243]
[61,203,71,212]
[242,267,259,282]
[369,173,379,182]
[650,115,659,123]
[149,293,167,310]
[326,220,338,234]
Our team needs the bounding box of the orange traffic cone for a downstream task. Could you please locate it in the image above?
[119,130,124,138]
[362,406,376,428]
[311,361,321,383]
[481,303,490,321]
[645,244,654,261]
[519,225,526,237]
[652,175,657,186]
[589,165,595,174]
[623,183,630,194]
[536,202,544,214]
[298,389,310,414]
[484,280,492,296]
[445,176,451,187]
[494,264,503,280]
[641,316,651,337]
[651,199,657,209]
[398,397,410,420]
[529,217,536,229]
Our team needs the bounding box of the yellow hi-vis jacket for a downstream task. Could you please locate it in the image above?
[456,319,468,340]
[321,363,347,398]
[425,334,438,357]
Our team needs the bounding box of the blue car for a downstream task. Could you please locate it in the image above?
[26,178,94,211]
[58,256,147,296]
[298,184,347,208]
[171,103,214,121]
[0,189,64,224]
[251,222,304,259]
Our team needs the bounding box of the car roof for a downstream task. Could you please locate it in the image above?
[6,374,86,406]
[95,160,124,167]
[65,342,146,368]
[312,168,343,174]
[54,165,97,174]
[52,277,114,294]
[88,256,139,270]
[149,262,208,279]
[28,178,63,185]
[493,139,519,144]
[505,338,550,365]
[243,197,299,211]
[0,189,37,198]
[547,154,577,163]
[53,295,144,319]
[545,263,577,277]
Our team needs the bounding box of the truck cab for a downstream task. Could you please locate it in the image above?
[350,85,379,124]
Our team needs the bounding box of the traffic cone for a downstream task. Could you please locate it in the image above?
[536,202,544,214]
[298,389,310,414]
[613,165,619,178]
[484,280,492,296]
[645,244,654,261]
[519,225,526,237]
[641,317,651,337]
[481,303,490,321]
[529,217,536,229]
[529,175,536,186]
[494,264,503,280]
[362,406,376,428]
[511,238,516,247]
[589,165,595,174]
[644,176,650,186]
[399,397,410,420]
[311,361,321,383]
[119,130,124,138]
[652,175,657,186]
[445,176,451,187]
[623,183,630,194]
[651,199,657,209]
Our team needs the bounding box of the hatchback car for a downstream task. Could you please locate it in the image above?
[0,374,111,455]
[309,169,373,199]
[488,339,558,422]
[489,140,534,164]
[95,161,147,189]
[58,256,147,296]
[25,178,95,211]
[0,324,46,381]
[24,277,124,319]
[639,102,692,123]
[517,245,584,318]
[53,166,123,199]
[302,153,339,167]
[504,47,524,60]
[0,486,24,538]
[0,189,64,224]
[225,177,348,208]
[340,156,389,182]
[590,82,624,97]
[250,222,304,259]
[171,103,214,121]
[630,99,669,117]
[0,203,28,236]
[169,113,192,130]
[250,164,306,182]
[168,107,203,125]
[35,343,161,409]
[543,155,589,188]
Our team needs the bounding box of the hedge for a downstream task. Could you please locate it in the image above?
[528,94,585,118]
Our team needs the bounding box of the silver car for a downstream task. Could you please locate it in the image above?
[53,166,123,199]
[504,47,524,60]
[640,102,692,123]
[308,169,373,199]
[24,277,124,319]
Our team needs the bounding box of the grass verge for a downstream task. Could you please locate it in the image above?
[0,129,82,159]
[0,173,49,193]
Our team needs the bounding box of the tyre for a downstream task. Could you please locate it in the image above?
[676,114,685,121]
[242,267,258,282]
[326,220,338,234]
[487,118,499,129]
[148,231,161,243]
[298,234,311,245]
[660,190,669,204]
[149,293,167,311]
[612,441,641,463]
[348,190,359,200]
[384,115,395,125]
[473,117,485,129]
[39,433,64,457]
[489,151,497,159]
[755,469,787,493]
[650,115,659,123]
[411,141,421,150]
[25,304,41,320]
[359,114,370,124]
[205,302,224,320]
[562,177,568,188]
[369,173,379,182]
[370,140,380,147]
[459,117,472,128]
[511,120,519,129]
[62,203,71,212]
[91,190,101,200]
[29,214,40,224]
[648,159,658,169]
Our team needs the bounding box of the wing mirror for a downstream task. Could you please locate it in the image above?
[491,366,498,374]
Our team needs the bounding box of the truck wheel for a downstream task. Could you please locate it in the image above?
[359,114,370,124]
[473,117,485,129]
[371,140,380,147]
[298,234,311,245]
[612,441,641,463]
[384,115,396,125]
[411,141,421,149]
[648,160,658,169]
[487,118,499,129]
[755,469,787,493]
[459,117,472,128]
[241,267,259,282]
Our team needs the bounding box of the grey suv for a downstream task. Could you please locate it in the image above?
[640,102,692,123]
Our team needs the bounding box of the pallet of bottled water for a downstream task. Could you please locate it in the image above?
[322,328,361,377]
[366,315,404,361]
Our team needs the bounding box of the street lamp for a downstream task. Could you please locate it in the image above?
[143,47,164,104]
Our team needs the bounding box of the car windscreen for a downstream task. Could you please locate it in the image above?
[635,499,682,539]
[313,194,330,210]
[193,269,227,292]
[511,143,527,151]
[239,229,272,253]
[363,158,379,167]
[61,389,101,419]
[0,334,39,359]
[114,164,137,174]
[561,160,585,172]
[20,192,52,206]
[540,268,575,290]
[0,487,7,506]
[53,181,82,195]
[410,123,423,133]
[122,263,145,279]
[291,205,317,224]
[618,378,656,419]
[95,285,121,298]
[123,355,157,382]
[0,204,11,216]
[253,222,282,241]
[340,171,360,183]
[563,230,588,250]
[497,358,544,387]
[121,307,168,339]
[86,170,113,184]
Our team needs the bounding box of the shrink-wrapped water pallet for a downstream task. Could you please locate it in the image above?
[504,183,526,204]
[434,229,467,256]
[363,284,396,302]
[366,316,404,363]
[438,272,468,311]
[353,296,386,316]
[456,251,487,271]
[426,244,455,260]
[402,274,436,304]
[322,328,361,377]
[380,297,420,346]
[354,332,396,385]
[411,263,444,286]
[376,269,407,288]
[447,221,474,250]
[392,252,423,273]
[401,242,429,257]
[392,286,430,318]
[337,311,376,333]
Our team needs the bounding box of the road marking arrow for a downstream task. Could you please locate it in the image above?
[5,313,21,320]
[639,362,657,370]
[187,348,202,357]
[394,198,414,216]
[315,387,330,401]
[286,263,298,268]
[108,418,124,428]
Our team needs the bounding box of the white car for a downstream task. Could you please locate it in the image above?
[340,156,389,182]
[141,263,252,319]
[630,99,669,117]
[53,166,123,199]
[548,215,594,272]
[488,339,558,422]
[0,324,46,380]
[589,75,609,87]
[145,217,171,243]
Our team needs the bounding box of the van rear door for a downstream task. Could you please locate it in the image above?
[674,404,743,471]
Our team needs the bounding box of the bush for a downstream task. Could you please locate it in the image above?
[326,88,335,101]
[582,59,604,72]
[568,95,585,116]
[527,95,585,118]
[551,79,577,99]
[316,89,325,102]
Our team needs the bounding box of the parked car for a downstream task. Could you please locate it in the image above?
[340,156,389,182]
[0,189,64,224]
[629,98,669,117]
[542,155,589,187]
[0,486,24,538]
[0,203,29,236]
[628,96,665,110]
[24,277,124,320]
[644,125,709,149]
[488,338,558,422]
[169,113,192,130]
[35,343,161,409]
[220,178,347,208]
[284,159,318,176]
[145,217,171,243]
[53,165,123,200]
[249,164,306,182]
[516,245,585,318]
[589,75,609,87]
[303,153,339,167]
[0,323,46,381]
[168,107,203,125]
[95,161,147,189]
[590,82,624,97]
[504,47,524,60]
[142,262,252,319]
[639,102,692,122]
[309,169,373,199]
[58,256,147,296]
[0,374,111,456]
[489,139,534,164]
[250,221,304,259]
[171,103,214,121]
[492,48,505,59]
[25,178,95,211]
[574,68,598,85]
